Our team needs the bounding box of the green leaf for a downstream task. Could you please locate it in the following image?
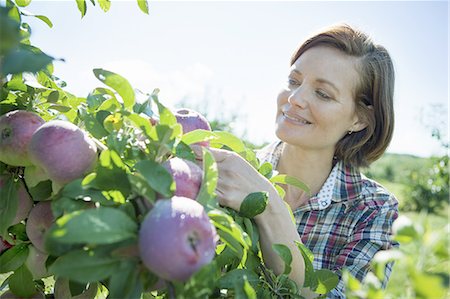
[47,207,137,245]
[134,160,175,198]
[93,68,135,109]
[76,0,87,17]
[8,264,36,297]
[196,148,218,207]
[27,180,52,201]
[108,260,141,298]
[239,192,268,218]
[0,176,18,236]
[218,269,259,289]
[137,0,149,14]
[83,113,109,139]
[127,113,153,138]
[272,244,292,275]
[314,269,339,294]
[128,173,156,203]
[89,150,131,196]
[0,243,29,273]
[258,162,273,179]
[181,129,217,145]
[34,15,53,28]
[1,46,54,75]
[155,99,176,126]
[15,0,31,7]
[49,249,120,283]
[98,0,111,12]
[412,271,447,299]
[270,174,310,194]
[295,241,317,290]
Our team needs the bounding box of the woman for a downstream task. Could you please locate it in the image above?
[195,24,398,298]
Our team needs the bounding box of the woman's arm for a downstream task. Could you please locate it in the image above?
[193,146,317,298]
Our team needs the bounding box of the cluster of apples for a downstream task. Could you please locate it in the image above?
[0,110,98,298]
[138,108,218,284]
[0,107,218,294]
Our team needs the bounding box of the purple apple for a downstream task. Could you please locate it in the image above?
[25,245,49,279]
[0,110,45,166]
[27,120,97,189]
[162,157,203,200]
[138,196,217,282]
[0,236,13,254]
[0,174,33,225]
[25,201,54,253]
[174,108,211,146]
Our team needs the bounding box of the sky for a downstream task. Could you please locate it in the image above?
[19,0,449,157]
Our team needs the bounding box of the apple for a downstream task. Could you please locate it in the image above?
[25,201,54,253]
[174,108,211,146]
[27,120,97,190]
[162,157,203,200]
[0,174,33,225]
[25,245,49,280]
[54,278,98,299]
[138,196,217,282]
[0,236,13,254]
[0,110,45,166]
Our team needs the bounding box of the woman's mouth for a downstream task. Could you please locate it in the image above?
[282,112,311,125]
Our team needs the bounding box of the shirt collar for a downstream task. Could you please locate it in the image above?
[257,141,363,211]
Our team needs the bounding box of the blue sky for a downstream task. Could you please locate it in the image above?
[22,0,449,157]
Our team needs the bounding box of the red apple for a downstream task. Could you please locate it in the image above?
[0,110,45,166]
[27,120,97,190]
[0,236,13,254]
[25,245,49,280]
[138,196,217,282]
[0,174,33,225]
[162,157,203,200]
[25,201,54,253]
[174,108,211,146]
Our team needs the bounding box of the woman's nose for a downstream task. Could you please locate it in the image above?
[287,85,309,108]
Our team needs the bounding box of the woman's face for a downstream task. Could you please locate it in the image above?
[275,46,365,153]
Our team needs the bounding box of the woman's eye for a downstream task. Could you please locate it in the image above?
[288,78,299,86]
[316,90,332,100]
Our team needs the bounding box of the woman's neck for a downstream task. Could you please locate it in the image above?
[276,142,334,208]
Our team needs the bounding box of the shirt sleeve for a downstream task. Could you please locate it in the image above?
[328,196,399,298]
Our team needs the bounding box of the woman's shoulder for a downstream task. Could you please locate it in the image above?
[357,173,399,210]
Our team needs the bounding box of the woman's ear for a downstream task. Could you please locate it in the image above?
[350,104,373,133]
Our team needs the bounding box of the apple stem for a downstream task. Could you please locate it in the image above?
[167,281,176,299]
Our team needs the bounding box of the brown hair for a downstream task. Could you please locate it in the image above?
[291,24,395,168]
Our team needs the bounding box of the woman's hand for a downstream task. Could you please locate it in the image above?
[192,146,275,212]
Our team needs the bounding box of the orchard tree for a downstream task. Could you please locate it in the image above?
[0,1,338,299]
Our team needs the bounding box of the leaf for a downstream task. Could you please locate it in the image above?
[196,148,218,207]
[239,192,268,218]
[15,0,31,7]
[220,269,260,289]
[258,162,273,179]
[8,264,36,297]
[272,244,292,275]
[270,174,310,194]
[49,249,120,283]
[76,0,87,18]
[47,207,137,245]
[93,69,135,109]
[0,176,18,236]
[181,129,217,145]
[137,0,149,14]
[295,241,317,289]
[0,243,29,273]
[98,0,111,12]
[134,160,175,198]
[19,10,53,28]
[1,46,54,75]
[314,269,339,294]
[128,173,156,203]
[108,260,141,298]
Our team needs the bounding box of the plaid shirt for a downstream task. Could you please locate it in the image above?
[257,141,399,298]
